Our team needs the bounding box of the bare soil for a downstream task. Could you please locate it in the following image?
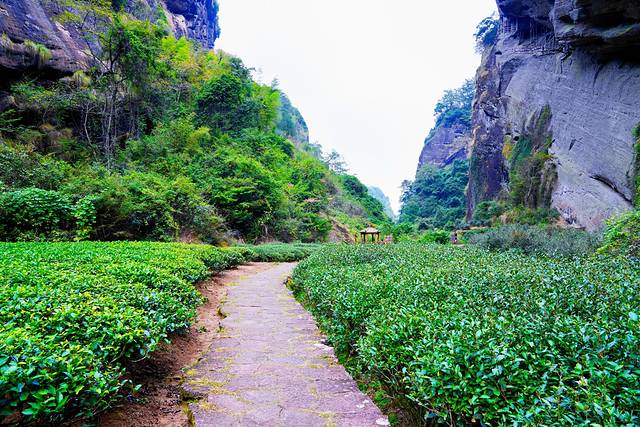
[95,263,277,427]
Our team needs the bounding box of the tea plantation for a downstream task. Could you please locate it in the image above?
[0,242,314,423]
[291,244,640,426]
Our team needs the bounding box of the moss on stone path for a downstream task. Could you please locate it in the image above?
[183,263,389,427]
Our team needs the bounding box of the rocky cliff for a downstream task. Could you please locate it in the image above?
[468,0,640,230]
[417,123,471,172]
[0,0,220,79]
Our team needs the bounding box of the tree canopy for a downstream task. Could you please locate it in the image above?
[434,79,475,129]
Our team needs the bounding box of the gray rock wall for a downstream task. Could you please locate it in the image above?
[417,124,471,171]
[0,0,220,78]
[468,0,640,230]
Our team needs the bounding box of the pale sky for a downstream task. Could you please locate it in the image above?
[216,0,497,213]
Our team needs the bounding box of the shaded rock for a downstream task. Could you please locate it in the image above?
[0,0,91,79]
[0,0,220,80]
[552,0,640,51]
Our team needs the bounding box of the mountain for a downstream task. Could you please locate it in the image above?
[416,79,474,172]
[368,186,396,220]
[400,81,473,229]
[467,0,640,230]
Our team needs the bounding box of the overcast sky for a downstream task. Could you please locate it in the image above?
[216,0,497,213]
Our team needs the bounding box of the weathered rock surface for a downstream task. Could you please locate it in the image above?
[0,0,220,79]
[417,123,471,171]
[467,0,640,230]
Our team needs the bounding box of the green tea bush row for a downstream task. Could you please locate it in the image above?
[292,244,640,425]
[469,224,601,258]
[0,242,249,423]
[242,243,321,262]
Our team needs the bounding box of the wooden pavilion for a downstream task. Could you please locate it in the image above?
[359,226,381,243]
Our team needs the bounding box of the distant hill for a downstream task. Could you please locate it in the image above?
[368,186,396,221]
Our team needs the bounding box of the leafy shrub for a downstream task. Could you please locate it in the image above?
[502,206,559,225]
[469,224,600,257]
[417,229,450,244]
[599,210,640,259]
[72,195,98,241]
[471,200,507,226]
[0,242,249,423]
[292,244,640,425]
[63,170,222,242]
[0,188,73,240]
[0,142,70,190]
[379,222,414,242]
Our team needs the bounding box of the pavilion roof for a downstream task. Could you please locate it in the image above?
[360,227,380,234]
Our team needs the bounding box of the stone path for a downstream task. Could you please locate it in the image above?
[183,263,389,427]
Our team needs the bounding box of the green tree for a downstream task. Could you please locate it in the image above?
[434,79,475,128]
[400,160,469,229]
[474,14,500,52]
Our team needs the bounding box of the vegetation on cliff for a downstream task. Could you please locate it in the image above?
[399,160,468,229]
[0,6,388,243]
[433,79,474,130]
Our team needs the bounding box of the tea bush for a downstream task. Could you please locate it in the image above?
[292,244,640,425]
[0,242,249,423]
[417,229,450,244]
[469,224,600,257]
[242,243,322,262]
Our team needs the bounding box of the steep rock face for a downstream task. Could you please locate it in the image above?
[164,0,220,49]
[0,0,220,79]
[468,0,640,230]
[417,123,471,171]
[0,0,92,77]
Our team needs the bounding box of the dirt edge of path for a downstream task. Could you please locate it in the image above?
[96,263,278,427]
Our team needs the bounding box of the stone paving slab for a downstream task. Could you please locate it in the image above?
[184,263,389,427]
